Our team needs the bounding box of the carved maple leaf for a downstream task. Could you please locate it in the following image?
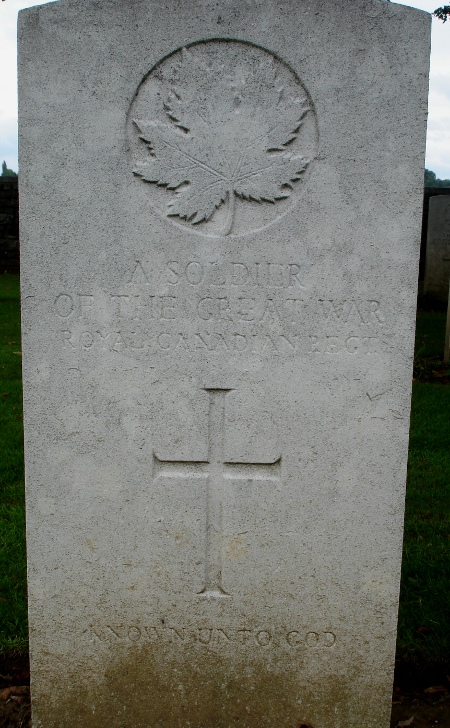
[133,50,310,235]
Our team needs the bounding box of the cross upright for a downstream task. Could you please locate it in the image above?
[153,388,281,598]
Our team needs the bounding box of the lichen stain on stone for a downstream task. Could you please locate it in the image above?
[224,534,248,559]
[30,645,393,727]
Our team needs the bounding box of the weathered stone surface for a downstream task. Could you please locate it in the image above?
[18,1,430,726]
[424,195,450,301]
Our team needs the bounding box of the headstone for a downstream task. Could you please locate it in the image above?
[18,1,430,726]
[424,195,450,301]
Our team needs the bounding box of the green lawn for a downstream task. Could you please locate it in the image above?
[0,275,449,664]
[397,306,450,662]
[397,382,450,662]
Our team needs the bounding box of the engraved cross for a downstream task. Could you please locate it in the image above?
[153,388,281,599]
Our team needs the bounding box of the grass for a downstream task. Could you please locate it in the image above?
[397,382,450,662]
[397,306,450,663]
[0,275,449,665]
[0,274,27,652]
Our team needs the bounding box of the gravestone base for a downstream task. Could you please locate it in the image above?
[31,646,393,727]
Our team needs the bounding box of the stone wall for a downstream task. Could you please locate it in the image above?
[0,177,19,273]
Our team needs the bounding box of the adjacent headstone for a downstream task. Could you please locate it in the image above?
[18,1,430,726]
[424,195,450,301]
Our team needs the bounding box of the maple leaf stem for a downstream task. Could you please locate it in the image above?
[222,190,236,236]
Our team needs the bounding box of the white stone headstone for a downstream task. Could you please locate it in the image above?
[18,1,430,725]
[424,195,450,302]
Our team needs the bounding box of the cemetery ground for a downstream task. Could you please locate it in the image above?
[0,274,449,728]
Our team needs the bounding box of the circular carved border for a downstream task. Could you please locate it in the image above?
[127,40,318,237]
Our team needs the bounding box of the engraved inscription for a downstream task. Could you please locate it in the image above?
[153,388,281,598]
[128,41,318,236]
[87,624,336,649]
[59,328,382,356]
[165,261,307,288]
[54,259,391,359]
[319,299,384,325]
[287,631,336,648]
[307,335,380,355]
